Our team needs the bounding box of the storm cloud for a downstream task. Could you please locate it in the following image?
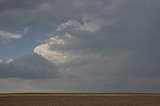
[0,53,58,79]
[0,0,43,11]
[0,0,160,92]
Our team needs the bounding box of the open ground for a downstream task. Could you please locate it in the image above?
[0,93,160,106]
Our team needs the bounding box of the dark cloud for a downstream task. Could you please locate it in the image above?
[0,0,43,11]
[0,0,111,27]
[0,53,58,79]
[0,0,160,92]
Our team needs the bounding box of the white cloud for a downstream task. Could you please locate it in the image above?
[34,40,100,65]
[34,43,68,65]
[0,58,14,64]
[57,17,106,33]
[23,27,28,34]
[80,17,106,33]
[0,31,22,39]
[34,18,105,65]
[5,58,14,64]
[0,31,22,43]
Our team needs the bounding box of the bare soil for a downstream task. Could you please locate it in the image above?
[0,93,160,106]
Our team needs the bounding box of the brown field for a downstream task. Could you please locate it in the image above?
[0,93,160,106]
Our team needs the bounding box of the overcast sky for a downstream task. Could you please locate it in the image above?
[0,0,160,93]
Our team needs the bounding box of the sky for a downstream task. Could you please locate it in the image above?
[0,0,160,93]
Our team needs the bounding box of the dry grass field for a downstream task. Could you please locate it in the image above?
[0,93,160,106]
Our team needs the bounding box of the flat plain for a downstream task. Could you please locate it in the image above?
[0,93,160,106]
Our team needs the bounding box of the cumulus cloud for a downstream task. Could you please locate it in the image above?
[57,17,106,33]
[0,31,22,43]
[0,0,160,92]
[34,17,106,66]
[32,0,160,92]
